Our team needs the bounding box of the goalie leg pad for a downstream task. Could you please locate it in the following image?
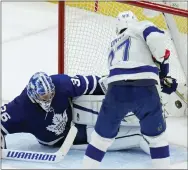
[73,95,144,127]
[72,95,104,126]
[72,125,142,151]
[87,125,141,151]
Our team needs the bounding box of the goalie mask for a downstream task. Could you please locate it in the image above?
[116,11,138,35]
[27,72,55,112]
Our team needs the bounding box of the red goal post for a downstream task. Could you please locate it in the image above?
[58,1,188,85]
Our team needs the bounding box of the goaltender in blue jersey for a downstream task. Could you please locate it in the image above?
[1,72,103,148]
[1,72,158,155]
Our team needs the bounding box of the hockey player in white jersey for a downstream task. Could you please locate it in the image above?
[82,11,178,169]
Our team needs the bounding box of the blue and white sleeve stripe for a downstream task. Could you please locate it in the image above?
[84,76,99,95]
[82,76,89,95]
[68,75,102,96]
[143,26,164,41]
[89,75,97,94]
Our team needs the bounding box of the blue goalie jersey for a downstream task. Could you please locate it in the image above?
[1,74,103,146]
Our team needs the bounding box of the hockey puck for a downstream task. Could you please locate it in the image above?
[175,100,182,109]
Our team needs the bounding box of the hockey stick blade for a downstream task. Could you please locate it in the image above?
[2,125,78,163]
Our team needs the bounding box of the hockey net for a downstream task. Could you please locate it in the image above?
[58,1,188,116]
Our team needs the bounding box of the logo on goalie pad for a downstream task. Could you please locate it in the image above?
[46,112,68,136]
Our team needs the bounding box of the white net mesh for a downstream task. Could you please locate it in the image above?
[63,1,187,86]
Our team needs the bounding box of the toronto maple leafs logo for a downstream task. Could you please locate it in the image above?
[46,111,68,136]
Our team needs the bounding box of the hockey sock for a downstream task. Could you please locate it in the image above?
[82,130,114,169]
[144,132,170,169]
[150,145,170,169]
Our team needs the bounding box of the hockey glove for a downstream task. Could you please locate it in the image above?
[153,58,169,79]
[152,49,170,79]
[160,76,178,94]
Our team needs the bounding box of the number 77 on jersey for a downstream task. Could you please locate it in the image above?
[108,37,131,66]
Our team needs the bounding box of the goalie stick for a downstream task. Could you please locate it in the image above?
[1,124,78,163]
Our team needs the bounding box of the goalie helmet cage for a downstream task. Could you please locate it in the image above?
[58,1,188,85]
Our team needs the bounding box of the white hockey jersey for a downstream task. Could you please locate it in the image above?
[107,20,170,84]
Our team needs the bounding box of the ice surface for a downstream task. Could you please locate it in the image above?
[2,132,188,169]
[2,117,187,169]
[2,2,187,169]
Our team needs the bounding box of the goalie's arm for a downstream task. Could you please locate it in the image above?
[51,74,104,97]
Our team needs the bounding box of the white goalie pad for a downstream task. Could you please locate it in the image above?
[72,95,103,126]
[71,125,145,152]
[72,84,187,127]
[72,95,140,126]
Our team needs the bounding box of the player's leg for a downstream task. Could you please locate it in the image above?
[134,85,169,168]
[82,84,131,168]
